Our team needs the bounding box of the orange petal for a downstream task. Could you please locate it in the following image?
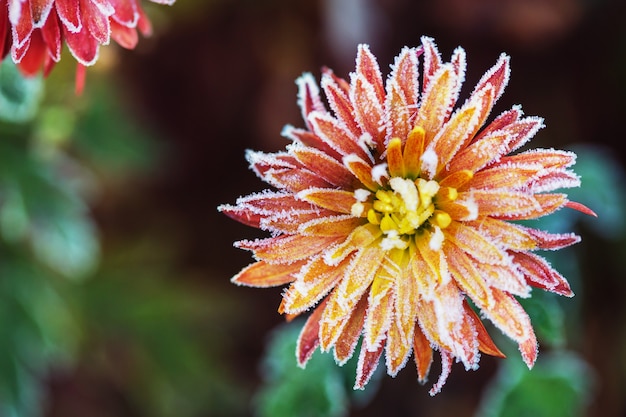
[429,350,452,396]
[231,260,305,287]
[386,315,414,376]
[386,138,405,178]
[282,125,342,162]
[447,116,543,175]
[403,127,425,178]
[472,53,510,103]
[268,167,332,192]
[236,235,340,264]
[351,73,385,151]
[480,289,538,368]
[354,344,384,390]
[321,69,360,137]
[429,89,484,175]
[414,64,458,144]
[415,229,450,287]
[291,145,354,188]
[391,46,420,108]
[343,154,378,191]
[498,148,576,169]
[308,112,369,160]
[350,45,386,150]
[262,208,336,234]
[444,242,493,308]
[467,163,544,191]
[298,188,357,214]
[320,245,385,350]
[363,277,394,352]
[296,299,327,367]
[385,80,412,143]
[295,73,325,129]
[444,221,508,265]
[334,295,368,364]
[565,201,597,217]
[412,324,433,383]
[463,301,505,358]
[473,261,530,298]
[421,36,442,92]
[299,215,364,236]
[524,228,581,250]
[464,218,537,251]
[326,223,382,264]
[283,255,350,314]
[469,190,567,220]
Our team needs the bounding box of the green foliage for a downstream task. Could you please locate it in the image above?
[475,352,594,417]
[255,320,380,417]
[0,59,44,123]
[0,67,246,416]
[73,241,247,417]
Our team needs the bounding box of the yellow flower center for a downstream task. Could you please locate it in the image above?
[354,177,454,250]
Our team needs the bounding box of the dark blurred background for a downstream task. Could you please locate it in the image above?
[2,0,625,416]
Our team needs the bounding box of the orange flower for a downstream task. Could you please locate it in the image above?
[220,37,595,395]
[0,0,174,92]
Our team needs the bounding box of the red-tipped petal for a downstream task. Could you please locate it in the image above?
[566,201,597,217]
[109,0,138,27]
[30,0,55,28]
[463,301,505,358]
[334,295,367,364]
[354,344,383,390]
[110,19,138,49]
[56,0,82,32]
[413,324,433,383]
[64,25,99,65]
[82,0,111,44]
[512,251,574,297]
[296,300,327,367]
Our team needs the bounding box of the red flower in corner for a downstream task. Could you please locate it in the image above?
[220,37,595,395]
[0,0,174,92]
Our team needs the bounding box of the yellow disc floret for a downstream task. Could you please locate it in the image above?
[354,175,455,250]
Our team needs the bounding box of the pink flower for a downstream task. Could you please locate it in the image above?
[0,0,174,92]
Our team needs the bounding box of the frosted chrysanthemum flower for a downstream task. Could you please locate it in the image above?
[219,37,594,395]
[0,0,174,92]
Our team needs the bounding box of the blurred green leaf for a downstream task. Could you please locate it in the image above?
[476,351,594,417]
[73,85,162,174]
[0,59,44,123]
[0,137,99,280]
[72,239,247,417]
[31,213,99,279]
[255,320,381,417]
[519,291,566,348]
[0,249,81,417]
